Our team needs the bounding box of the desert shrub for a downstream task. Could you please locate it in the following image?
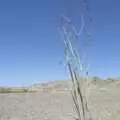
[0,87,31,93]
[0,87,12,93]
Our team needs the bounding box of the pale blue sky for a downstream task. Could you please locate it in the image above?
[0,0,120,86]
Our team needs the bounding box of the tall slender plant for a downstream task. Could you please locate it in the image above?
[60,14,92,120]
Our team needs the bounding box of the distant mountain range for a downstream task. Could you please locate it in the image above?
[0,77,120,93]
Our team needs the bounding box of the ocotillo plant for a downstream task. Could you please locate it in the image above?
[60,15,92,120]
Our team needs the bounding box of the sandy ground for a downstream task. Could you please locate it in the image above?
[0,81,120,120]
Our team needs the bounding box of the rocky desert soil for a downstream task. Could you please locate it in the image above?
[0,79,120,120]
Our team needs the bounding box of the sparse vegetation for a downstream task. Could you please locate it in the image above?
[0,87,32,93]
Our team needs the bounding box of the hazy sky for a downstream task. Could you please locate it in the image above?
[0,0,120,86]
